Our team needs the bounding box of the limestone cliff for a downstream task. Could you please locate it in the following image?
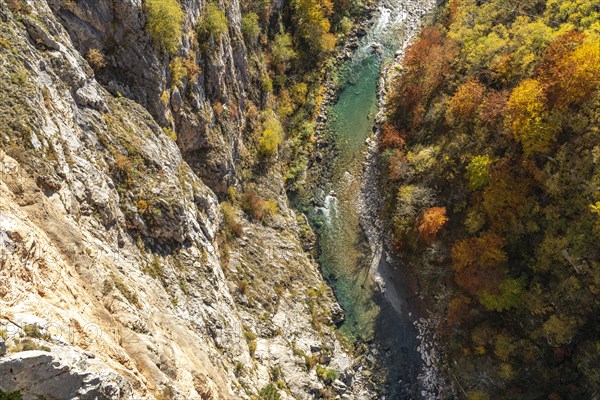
[46,0,251,193]
[0,0,371,398]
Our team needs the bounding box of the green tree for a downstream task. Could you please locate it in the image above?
[199,2,228,39]
[241,12,261,45]
[145,0,184,55]
[272,32,297,73]
[465,155,493,190]
[480,278,525,311]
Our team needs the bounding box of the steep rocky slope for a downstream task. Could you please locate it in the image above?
[0,0,373,398]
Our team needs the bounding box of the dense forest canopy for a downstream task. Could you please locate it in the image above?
[381,0,599,398]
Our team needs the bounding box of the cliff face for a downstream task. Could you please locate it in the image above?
[46,0,250,193]
[0,0,369,398]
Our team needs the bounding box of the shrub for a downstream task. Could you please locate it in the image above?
[162,127,177,141]
[234,361,245,376]
[161,90,170,105]
[259,384,281,400]
[145,0,184,55]
[6,0,31,14]
[221,202,243,238]
[316,365,338,384]
[261,75,273,93]
[0,390,23,400]
[169,57,187,87]
[237,279,249,295]
[243,328,257,356]
[144,256,164,279]
[241,189,265,220]
[182,53,201,81]
[263,199,278,220]
[86,49,106,70]
[240,190,277,222]
[22,324,50,340]
[111,274,140,307]
[199,3,228,39]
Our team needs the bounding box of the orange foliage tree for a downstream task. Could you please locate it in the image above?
[379,123,406,150]
[417,207,448,243]
[388,26,457,130]
[540,31,600,108]
[478,89,509,129]
[451,232,507,295]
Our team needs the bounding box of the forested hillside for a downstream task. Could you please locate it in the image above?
[380,0,599,398]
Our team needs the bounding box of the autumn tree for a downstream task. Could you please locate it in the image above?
[292,0,336,55]
[540,31,600,108]
[446,294,474,331]
[272,32,297,73]
[478,89,509,129]
[387,26,457,130]
[241,12,261,46]
[257,111,283,157]
[386,150,409,182]
[482,164,530,233]
[417,207,448,244]
[446,80,486,126]
[198,2,229,40]
[379,123,406,150]
[451,232,507,295]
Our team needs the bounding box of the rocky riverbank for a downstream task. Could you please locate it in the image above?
[360,0,446,397]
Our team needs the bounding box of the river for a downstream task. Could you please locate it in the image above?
[307,0,438,397]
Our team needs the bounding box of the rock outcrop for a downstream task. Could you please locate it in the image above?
[0,348,133,400]
[0,0,373,398]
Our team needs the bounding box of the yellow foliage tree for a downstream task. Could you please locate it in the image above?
[506,78,557,156]
[258,112,283,157]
